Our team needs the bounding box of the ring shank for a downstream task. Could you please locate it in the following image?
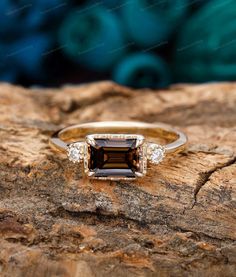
[50,121,187,153]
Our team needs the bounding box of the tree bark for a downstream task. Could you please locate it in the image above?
[0,81,235,277]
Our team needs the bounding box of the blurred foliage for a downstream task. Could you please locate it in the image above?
[113,53,170,88]
[59,6,125,71]
[122,0,188,47]
[0,0,235,88]
[174,0,236,82]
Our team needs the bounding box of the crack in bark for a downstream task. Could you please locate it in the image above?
[190,156,236,209]
[61,209,236,246]
[170,225,236,244]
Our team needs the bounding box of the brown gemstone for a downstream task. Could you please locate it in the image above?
[87,137,143,178]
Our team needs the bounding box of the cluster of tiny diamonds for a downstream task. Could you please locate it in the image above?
[67,142,84,163]
[86,134,144,148]
[147,143,165,164]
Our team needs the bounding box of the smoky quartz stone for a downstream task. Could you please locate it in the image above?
[87,138,143,178]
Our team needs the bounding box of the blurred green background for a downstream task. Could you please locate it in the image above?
[1,0,235,88]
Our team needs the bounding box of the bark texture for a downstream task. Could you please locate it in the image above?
[0,81,236,277]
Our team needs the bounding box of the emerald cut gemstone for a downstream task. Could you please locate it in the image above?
[87,136,144,179]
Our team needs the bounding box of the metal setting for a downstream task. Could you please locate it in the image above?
[67,142,85,163]
[50,121,187,180]
[84,134,146,180]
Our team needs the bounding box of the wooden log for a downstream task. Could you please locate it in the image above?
[0,81,235,277]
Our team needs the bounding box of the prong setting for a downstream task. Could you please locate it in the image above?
[136,136,145,147]
[147,143,165,164]
[67,142,85,163]
[86,135,97,147]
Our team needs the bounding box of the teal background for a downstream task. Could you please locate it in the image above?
[0,0,235,88]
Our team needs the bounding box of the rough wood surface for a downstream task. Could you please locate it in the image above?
[0,81,236,277]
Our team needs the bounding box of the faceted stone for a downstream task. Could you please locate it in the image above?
[67,142,84,163]
[88,138,143,178]
[148,144,165,164]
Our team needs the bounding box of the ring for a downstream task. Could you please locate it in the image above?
[50,121,187,180]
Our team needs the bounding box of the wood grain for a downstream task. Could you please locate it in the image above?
[0,81,235,277]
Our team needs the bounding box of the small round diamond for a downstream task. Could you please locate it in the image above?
[67,142,84,163]
[147,144,165,164]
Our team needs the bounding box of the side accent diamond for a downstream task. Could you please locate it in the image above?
[147,143,165,164]
[67,142,84,163]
